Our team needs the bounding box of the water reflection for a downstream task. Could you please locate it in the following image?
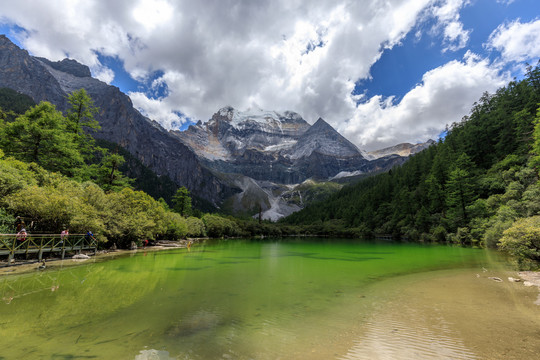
[0,262,93,304]
[340,317,478,360]
[0,240,528,359]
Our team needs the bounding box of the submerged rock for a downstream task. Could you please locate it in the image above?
[135,349,172,360]
[166,310,221,337]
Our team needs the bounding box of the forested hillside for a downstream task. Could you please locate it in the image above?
[283,64,540,268]
[0,89,253,247]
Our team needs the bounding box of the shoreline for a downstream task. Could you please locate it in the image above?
[0,240,201,276]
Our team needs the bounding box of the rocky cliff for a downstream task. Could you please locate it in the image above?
[0,35,238,206]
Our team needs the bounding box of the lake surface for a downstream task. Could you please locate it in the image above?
[1,238,538,359]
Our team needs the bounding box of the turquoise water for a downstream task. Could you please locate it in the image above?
[0,239,514,359]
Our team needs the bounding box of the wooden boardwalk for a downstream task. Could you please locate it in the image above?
[0,234,97,265]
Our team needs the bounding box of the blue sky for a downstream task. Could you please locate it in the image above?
[359,0,540,102]
[1,0,539,150]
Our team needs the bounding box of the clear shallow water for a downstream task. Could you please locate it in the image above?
[0,239,533,359]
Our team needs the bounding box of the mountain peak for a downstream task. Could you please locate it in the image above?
[37,57,91,78]
[310,117,333,130]
[290,117,362,159]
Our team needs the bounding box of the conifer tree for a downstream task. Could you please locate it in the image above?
[0,102,83,174]
[172,186,192,217]
[66,89,100,161]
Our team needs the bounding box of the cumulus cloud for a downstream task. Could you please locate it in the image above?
[0,0,518,150]
[487,18,540,63]
[0,1,430,126]
[341,52,509,150]
[428,0,471,52]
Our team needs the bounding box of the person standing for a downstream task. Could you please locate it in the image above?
[16,228,27,245]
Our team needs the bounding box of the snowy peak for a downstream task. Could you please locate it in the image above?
[289,117,362,159]
[366,139,436,159]
[214,106,307,133]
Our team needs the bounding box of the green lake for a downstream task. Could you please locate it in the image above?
[1,238,539,359]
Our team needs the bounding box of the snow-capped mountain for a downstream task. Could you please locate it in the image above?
[174,106,410,219]
[174,106,395,186]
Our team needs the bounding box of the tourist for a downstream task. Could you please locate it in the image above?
[14,216,25,232]
[16,228,27,243]
[85,231,95,242]
[60,228,69,242]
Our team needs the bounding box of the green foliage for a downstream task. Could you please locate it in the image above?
[531,106,540,172]
[445,154,477,226]
[66,89,101,162]
[0,208,15,233]
[0,102,84,174]
[202,214,241,238]
[172,186,192,216]
[95,139,179,204]
[66,89,100,134]
[185,217,206,237]
[0,87,36,120]
[0,157,39,198]
[95,153,133,191]
[499,216,540,270]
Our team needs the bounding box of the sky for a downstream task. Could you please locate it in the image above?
[1,0,539,151]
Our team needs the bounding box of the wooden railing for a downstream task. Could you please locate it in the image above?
[0,234,97,265]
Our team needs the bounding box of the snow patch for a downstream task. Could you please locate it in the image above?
[218,106,299,131]
[330,170,364,180]
[264,139,297,152]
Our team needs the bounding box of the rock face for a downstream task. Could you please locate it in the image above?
[0,35,237,207]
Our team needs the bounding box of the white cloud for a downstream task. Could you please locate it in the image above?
[341,52,509,150]
[0,0,518,151]
[93,66,115,84]
[129,91,186,130]
[487,19,540,63]
[429,0,471,52]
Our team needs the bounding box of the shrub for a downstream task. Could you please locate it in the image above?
[499,216,540,270]
[202,214,240,238]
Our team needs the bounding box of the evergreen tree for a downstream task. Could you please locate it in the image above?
[445,153,476,226]
[66,89,101,161]
[97,153,132,191]
[0,102,83,174]
[172,187,192,216]
[530,106,540,174]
